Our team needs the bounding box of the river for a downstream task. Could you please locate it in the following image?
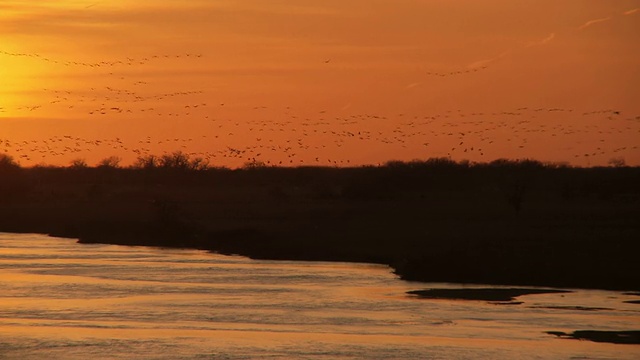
[0,233,638,359]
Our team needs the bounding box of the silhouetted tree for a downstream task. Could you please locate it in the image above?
[425,157,458,167]
[160,152,190,169]
[133,155,160,169]
[243,159,266,169]
[0,154,24,202]
[97,156,121,168]
[189,157,209,171]
[0,154,20,172]
[70,158,88,168]
[159,151,209,170]
[608,157,626,168]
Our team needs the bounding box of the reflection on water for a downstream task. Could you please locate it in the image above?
[0,233,638,359]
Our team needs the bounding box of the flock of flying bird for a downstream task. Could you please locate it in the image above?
[1,47,639,168]
[1,105,637,167]
[0,50,202,69]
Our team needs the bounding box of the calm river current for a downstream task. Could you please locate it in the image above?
[1,233,638,359]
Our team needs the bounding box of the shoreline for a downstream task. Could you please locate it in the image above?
[4,203,639,292]
[18,222,639,292]
[8,228,633,294]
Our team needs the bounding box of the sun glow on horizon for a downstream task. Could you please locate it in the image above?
[0,50,35,118]
[1,0,639,167]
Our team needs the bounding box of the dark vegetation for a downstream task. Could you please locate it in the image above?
[407,288,570,302]
[532,305,612,311]
[546,330,640,345]
[1,152,639,291]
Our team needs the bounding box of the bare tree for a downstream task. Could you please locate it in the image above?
[133,155,159,169]
[243,159,266,169]
[70,158,88,168]
[97,156,122,168]
[608,157,626,168]
[159,151,209,170]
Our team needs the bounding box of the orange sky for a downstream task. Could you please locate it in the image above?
[1,0,639,167]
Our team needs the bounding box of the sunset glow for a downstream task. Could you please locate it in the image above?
[1,0,639,167]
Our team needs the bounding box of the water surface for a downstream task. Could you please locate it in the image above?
[1,233,638,359]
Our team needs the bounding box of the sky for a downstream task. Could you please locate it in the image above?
[1,0,639,167]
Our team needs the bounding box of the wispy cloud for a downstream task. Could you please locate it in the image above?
[577,16,612,30]
[623,8,639,16]
[465,50,510,69]
[525,33,556,47]
[465,31,555,70]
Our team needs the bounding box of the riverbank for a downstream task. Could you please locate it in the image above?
[1,158,639,291]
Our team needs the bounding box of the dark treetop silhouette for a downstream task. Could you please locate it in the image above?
[1,153,639,291]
